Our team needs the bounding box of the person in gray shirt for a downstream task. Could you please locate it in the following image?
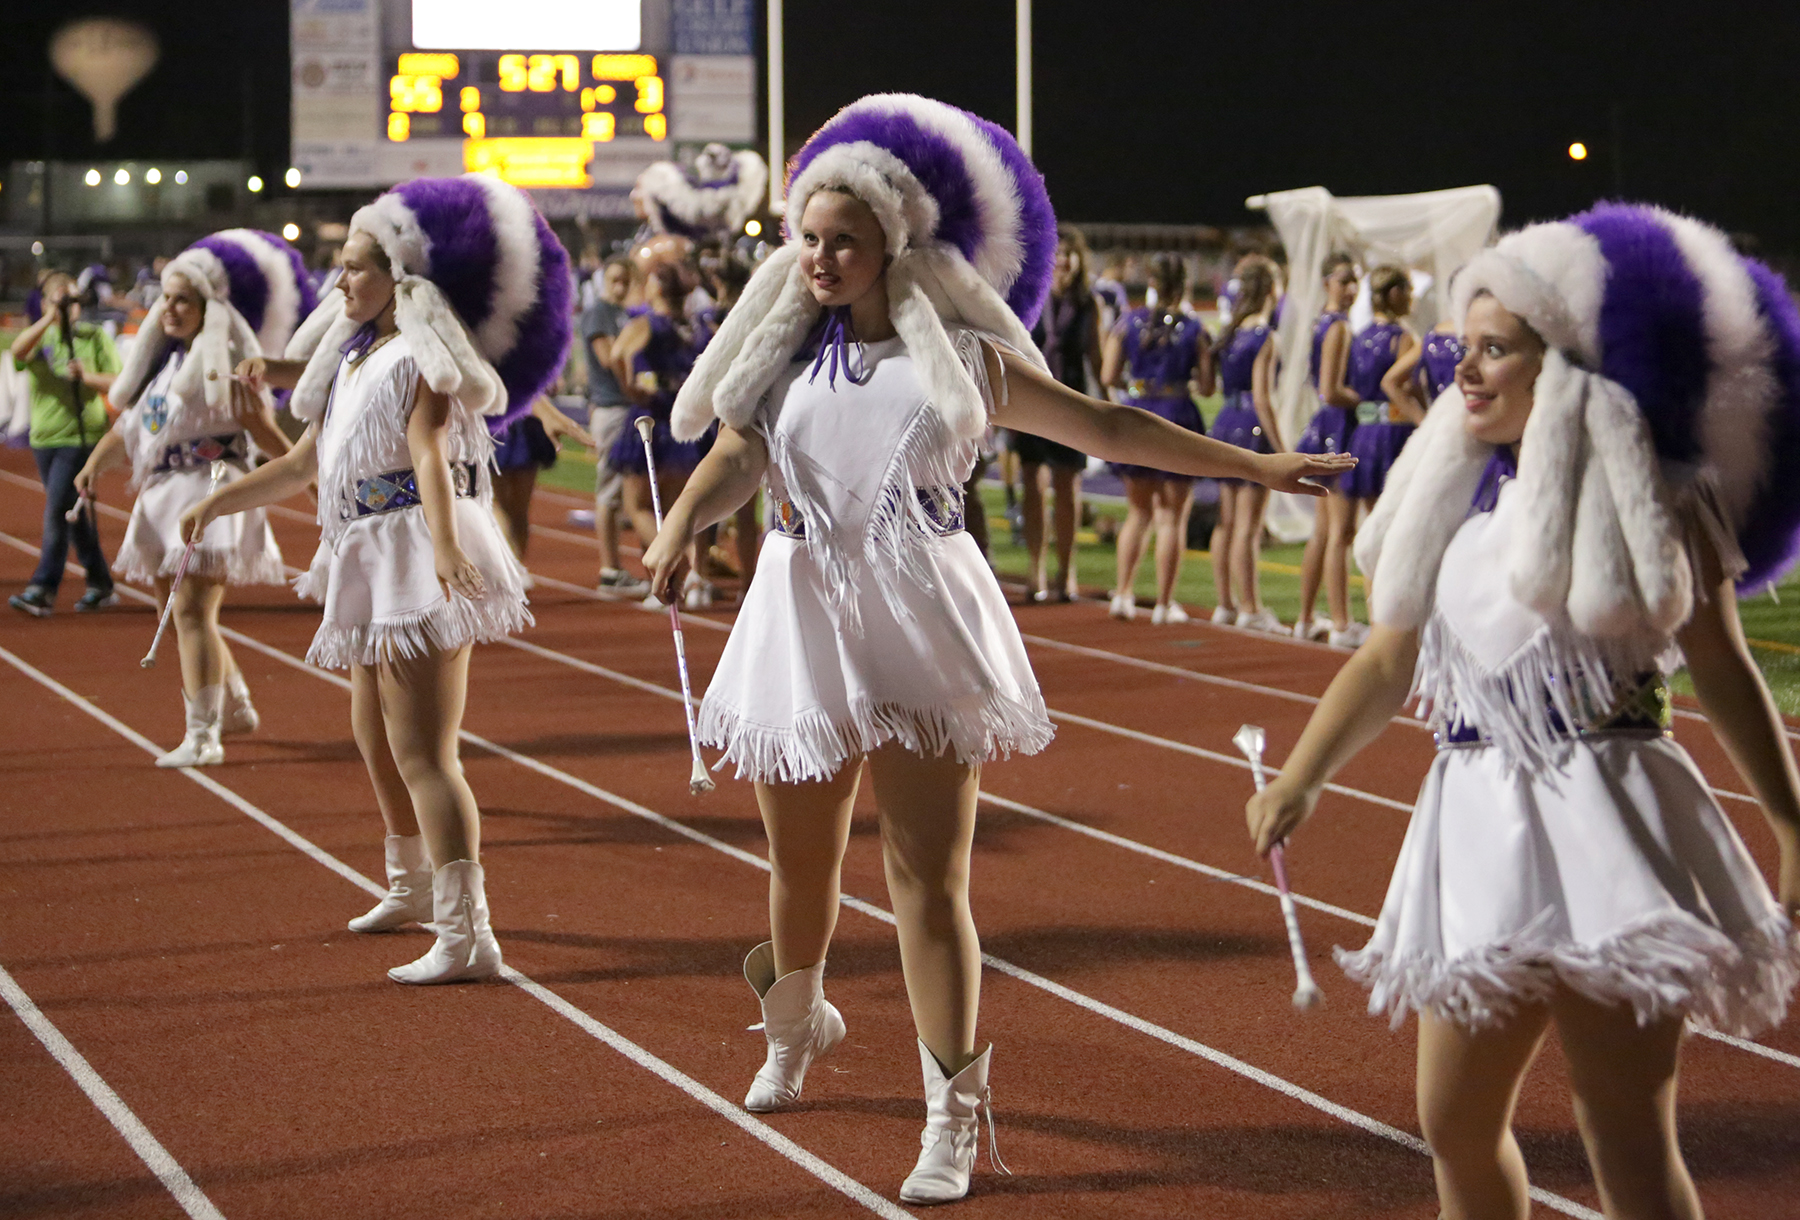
[582,257,643,594]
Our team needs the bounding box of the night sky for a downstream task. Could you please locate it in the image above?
[4,2,1797,256]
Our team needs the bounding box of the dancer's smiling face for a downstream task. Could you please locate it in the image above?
[160,275,204,343]
[798,189,888,308]
[339,231,397,325]
[1456,293,1545,447]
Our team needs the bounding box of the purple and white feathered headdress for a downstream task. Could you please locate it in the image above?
[285,174,572,427]
[638,143,768,241]
[671,93,1058,442]
[1357,202,1800,644]
[112,228,319,411]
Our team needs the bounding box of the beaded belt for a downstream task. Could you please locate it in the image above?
[771,487,966,540]
[1355,400,1408,425]
[152,433,248,475]
[1439,674,1673,748]
[352,462,478,518]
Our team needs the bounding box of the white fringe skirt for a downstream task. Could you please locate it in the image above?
[1338,732,1800,1037]
[698,531,1053,783]
[116,465,286,587]
[295,499,531,669]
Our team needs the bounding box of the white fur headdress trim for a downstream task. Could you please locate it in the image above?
[1451,222,1605,365]
[784,143,937,263]
[465,174,540,376]
[113,247,263,412]
[352,194,432,280]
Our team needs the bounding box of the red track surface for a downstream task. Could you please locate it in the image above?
[4,447,1797,1219]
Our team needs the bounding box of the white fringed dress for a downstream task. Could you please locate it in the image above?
[115,351,285,587]
[697,332,1053,783]
[295,335,530,669]
[1339,477,1800,1035]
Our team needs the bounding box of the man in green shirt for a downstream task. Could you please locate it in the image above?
[8,271,120,616]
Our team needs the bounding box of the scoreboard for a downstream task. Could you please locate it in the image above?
[292,0,757,204]
[387,51,670,188]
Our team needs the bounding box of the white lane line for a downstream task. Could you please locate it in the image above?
[0,963,228,1220]
[0,643,915,1220]
[0,632,1607,1217]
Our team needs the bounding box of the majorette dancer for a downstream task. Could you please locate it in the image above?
[635,141,769,244]
[1205,254,1284,633]
[183,176,571,984]
[641,94,1353,1203]
[1341,265,1422,615]
[1101,253,1210,623]
[75,230,315,766]
[1294,254,1364,645]
[1248,203,1800,1219]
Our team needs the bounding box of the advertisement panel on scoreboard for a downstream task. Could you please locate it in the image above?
[292,0,755,206]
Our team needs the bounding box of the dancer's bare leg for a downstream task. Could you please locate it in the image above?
[1020,460,1048,594]
[1554,990,1701,1220]
[351,662,418,835]
[1322,491,1354,628]
[869,745,982,1073]
[1115,476,1157,604]
[1051,465,1080,597]
[1153,478,1194,609]
[1416,1004,1551,1220]
[492,467,537,560]
[377,645,479,865]
[1208,482,1238,614]
[1229,483,1269,613]
[754,760,864,976]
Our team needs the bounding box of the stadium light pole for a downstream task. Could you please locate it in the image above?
[1016,0,1031,156]
[768,0,784,211]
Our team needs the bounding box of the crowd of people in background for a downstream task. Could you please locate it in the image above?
[5,221,1470,652]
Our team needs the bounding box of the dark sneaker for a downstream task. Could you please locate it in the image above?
[596,567,649,599]
[74,587,120,612]
[8,586,54,617]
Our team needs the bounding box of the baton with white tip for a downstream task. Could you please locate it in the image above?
[1234,723,1325,1011]
[635,414,715,794]
[142,460,227,669]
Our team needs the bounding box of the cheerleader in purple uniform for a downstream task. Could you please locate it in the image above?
[1295,254,1364,644]
[1205,255,1284,632]
[1100,254,1209,622]
[489,399,593,569]
[610,262,707,601]
[1343,265,1422,611]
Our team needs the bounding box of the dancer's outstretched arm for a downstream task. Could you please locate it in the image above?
[986,345,1353,497]
[179,428,317,540]
[1244,624,1419,856]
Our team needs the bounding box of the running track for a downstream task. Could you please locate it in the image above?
[3,450,1797,1219]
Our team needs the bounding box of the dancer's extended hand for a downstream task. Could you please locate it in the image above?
[641,522,691,605]
[1255,451,1357,497]
[1246,776,1318,858]
[542,411,592,451]
[436,545,486,601]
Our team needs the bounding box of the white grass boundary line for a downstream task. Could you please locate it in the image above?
[0,644,914,1220]
[3,528,1796,1077]
[0,632,1607,1217]
[0,961,228,1220]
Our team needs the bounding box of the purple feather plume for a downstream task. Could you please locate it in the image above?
[193,234,270,334]
[1737,257,1800,590]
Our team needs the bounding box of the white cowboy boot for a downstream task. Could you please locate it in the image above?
[155,685,225,768]
[742,941,845,1112]
[347,835,434,932]
[222,671,260,735]
[900,1041,1010,1205]
[388,860,503,984]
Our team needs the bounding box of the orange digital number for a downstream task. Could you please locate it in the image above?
[634,76,663,114]
[463,112,486,138]
[645,113,667,141]
[498,54,527,92]
[387,112,410,142]
[582,112,616,142]
[460,86,481,112]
